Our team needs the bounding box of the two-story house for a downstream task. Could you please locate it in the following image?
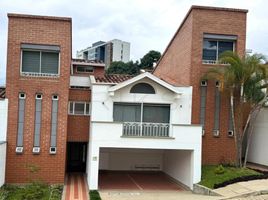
[4,5,248,191]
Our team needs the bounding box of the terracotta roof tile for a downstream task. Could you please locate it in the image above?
[95,74,133,84]
[0,87,6,99]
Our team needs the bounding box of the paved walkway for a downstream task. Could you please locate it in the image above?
[64,173,89,200]
[213,179,268,198]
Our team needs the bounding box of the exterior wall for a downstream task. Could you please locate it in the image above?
[88,79,202,190]
[0,142,7,187]
[247,108,268,166]
[72,66,105,77]
[154,7,247,164]
[5,14,71,183]
[67,89,90,142]
[110,39,130,63]
[0,99,8,141]
[99,148,164,171]
[163,150,193,188]
[91,78,193,124]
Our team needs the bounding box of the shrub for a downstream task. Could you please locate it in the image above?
[90,190,101,200]
[214,165,225,175]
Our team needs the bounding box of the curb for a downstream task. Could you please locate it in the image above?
[193,184,222,196]
[219,190,268,199]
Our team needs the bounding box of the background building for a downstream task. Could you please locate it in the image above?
[76,39,130,68]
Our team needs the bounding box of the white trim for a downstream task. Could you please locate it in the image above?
[108,72,182,94]
[19,92,26,99]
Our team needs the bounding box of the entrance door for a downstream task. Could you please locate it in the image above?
[67,142,87,172]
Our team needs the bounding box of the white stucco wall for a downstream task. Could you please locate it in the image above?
[248,108,268,166]
[70,76,90,87]
[0,142,6,187]
[0,99,8,141]
[99,148,164,170]
[91,78,192,125]
[163,150,193,188]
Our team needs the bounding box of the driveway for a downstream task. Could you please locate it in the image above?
[99,171,183,190]
[99,191,221,200]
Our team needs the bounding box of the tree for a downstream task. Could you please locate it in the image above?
[204,51,268,167]
[139,50,161,70]
[106,61,139,75]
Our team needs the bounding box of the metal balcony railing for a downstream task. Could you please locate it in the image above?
[122,122,170,137]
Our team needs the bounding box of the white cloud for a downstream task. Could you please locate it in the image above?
[0,0,267,85]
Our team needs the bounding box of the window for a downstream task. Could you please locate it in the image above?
[21,44,60,76]
[130,83,155,94]
[17,92,26,149]
[202,34,236,64]
[50,95,58,149]
[76,65,94,73]
[68,101,90,115]
[113,103,170,123]
[200,81,207,133]
[33,94,42,149]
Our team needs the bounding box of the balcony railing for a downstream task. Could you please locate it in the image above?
[122,122,170,138]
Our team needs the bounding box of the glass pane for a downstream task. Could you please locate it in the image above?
[69,102,73,114]
[41,52,59,74]
[86,103,90,115]
[218,41,234,58]
[22,51,40,73]
[143,104,170,123]
[130,83,155,94]
[202,40,217,61]
[74,103,85,115]
[113,103,141,122]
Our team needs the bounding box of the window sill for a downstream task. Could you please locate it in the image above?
[68,113,90,116]
[202,60,229,66]
[21,72,60,78]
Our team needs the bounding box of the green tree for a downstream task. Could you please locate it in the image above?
[204,51,268,167]
[106,61,139,75]
[139,50,161,70]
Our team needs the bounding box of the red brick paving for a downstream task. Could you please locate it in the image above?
[65,173,89,200]
[99,171,183,191]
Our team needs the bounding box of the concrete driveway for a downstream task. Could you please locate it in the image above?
[99,191,221,200]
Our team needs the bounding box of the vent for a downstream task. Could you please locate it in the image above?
[213,130,220,137]
[134,164,160,171]
[36,94,42,99]
[19,93,26,99]
[228,130,234,137]
[15,147,23,153]
[201,80,207,87]
[215,81,220,88]
[49,147,57,154]
[32,147,40,154]
[52,95,59,100]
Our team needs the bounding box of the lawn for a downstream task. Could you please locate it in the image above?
[199,165,262,189]
[0,183,63,200]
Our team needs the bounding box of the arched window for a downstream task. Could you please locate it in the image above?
[130,83,155,94]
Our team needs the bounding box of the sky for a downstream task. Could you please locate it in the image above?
[0,0,267,85]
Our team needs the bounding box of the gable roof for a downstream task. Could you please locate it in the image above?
[108,72,182,94]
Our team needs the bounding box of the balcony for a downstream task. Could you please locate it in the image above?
[122,122,170,138]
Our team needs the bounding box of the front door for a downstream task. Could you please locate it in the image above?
[67,142,87,172]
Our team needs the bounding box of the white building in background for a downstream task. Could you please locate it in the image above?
[87,72,202,190]
[247,106,268,166]
[0,87,7,187]
[76,39,130,68]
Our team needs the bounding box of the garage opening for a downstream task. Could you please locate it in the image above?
[98,148,193,190]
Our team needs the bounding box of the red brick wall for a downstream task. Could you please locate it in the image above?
[5,14,71,183]
[154,7,247,164]
[72,66,105,77]
[67,89,90,142]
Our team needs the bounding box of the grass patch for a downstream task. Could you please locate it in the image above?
[89,190,101,200]
[0,182,63,200]
[199,165,262,189]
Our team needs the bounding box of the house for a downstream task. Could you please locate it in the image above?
[87,72,202,189]
[153,5,247,165]
[4,5,248,190]
[77,39,131,68]
[0,87,7,187]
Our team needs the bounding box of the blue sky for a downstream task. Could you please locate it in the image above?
[0,0,267,85]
